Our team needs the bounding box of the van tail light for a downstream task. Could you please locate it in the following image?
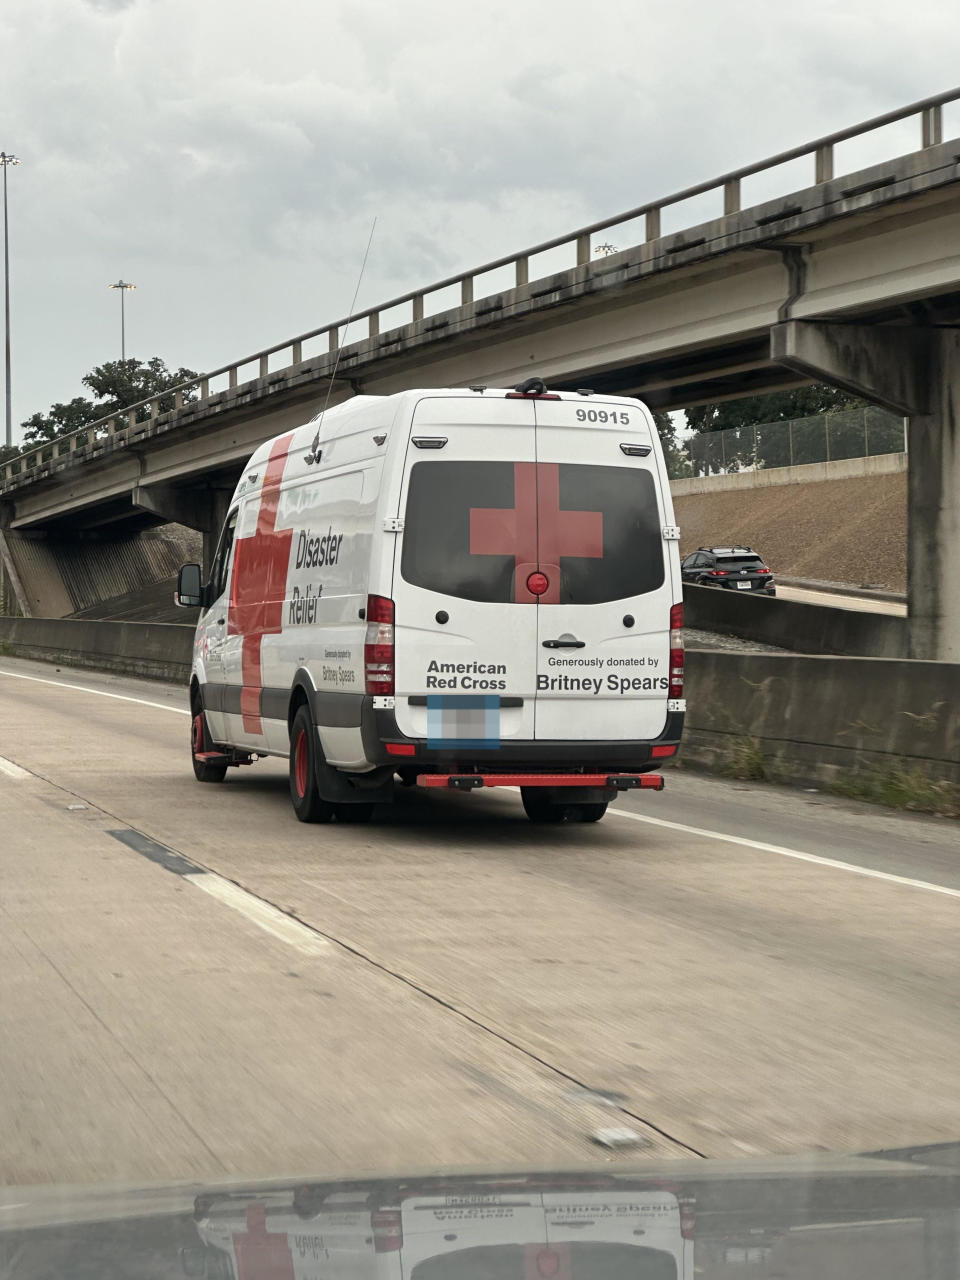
[669,603,684,699]
[364,595,395,695]
[707,569,728,577]
[756,567,771,575]
[679,1197,696,1240]
[372,1210,403,1252]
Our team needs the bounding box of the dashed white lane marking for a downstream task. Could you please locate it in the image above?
[610,808,960,901]
[0,668,189,715]
[184,872,330,956]
[0,755,30,779]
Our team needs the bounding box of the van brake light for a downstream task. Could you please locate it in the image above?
[372,1210,403,1252]
[669,603,684,700]
[365,595,395,695]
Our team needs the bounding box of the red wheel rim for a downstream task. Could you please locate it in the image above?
[294,729,308,798]
[192,712,204,756]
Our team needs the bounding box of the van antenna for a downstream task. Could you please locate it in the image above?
[307,217,378,462]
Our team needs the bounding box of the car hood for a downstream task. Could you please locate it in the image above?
[2,1144,959,1280]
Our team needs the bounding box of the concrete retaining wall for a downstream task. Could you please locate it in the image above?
[0,617,194,683]
[683,650,960,789]
[670,449,907,496]
[684,584,907,658]
[2,618,956,792]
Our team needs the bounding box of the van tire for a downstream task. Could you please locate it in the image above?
[521,789,570,823]
[290,704,335,823]
[575,802,608,822]
[191,707,228,784]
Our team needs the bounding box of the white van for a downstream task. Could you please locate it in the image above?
[370,1180,694,1280]
[176,381,684,823]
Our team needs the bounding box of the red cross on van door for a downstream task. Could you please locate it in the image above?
[231,1202,296,1280]
[228,434,295,733]
[470,462,603,603]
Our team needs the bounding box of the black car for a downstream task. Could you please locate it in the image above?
[681,545,776,595]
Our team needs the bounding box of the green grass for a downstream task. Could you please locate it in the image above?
[831,764,959,818]
[720,736,770,781]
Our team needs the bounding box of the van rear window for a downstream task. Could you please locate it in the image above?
[401,461,664,604]
[412,1243,677,1280]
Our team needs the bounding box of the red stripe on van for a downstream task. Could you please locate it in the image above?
[228,433,295,733]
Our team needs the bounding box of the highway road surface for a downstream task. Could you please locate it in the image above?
[778,584,906,615]
[1,656,958,1187]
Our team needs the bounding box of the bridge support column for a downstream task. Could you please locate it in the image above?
[132,483,234,577]
[772,321,960,662]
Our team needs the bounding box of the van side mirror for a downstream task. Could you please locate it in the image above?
[176,563,205,608]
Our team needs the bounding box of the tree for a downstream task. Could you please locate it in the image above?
[20,397,101,445]
[21,357,199,445]
[652,410,692,479]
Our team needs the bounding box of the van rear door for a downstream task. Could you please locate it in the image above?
[391,396,538,745]
[532,399,672,741]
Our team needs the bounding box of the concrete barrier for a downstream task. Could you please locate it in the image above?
[670,450,907,496]
[0,617,194,683]
[1,617,956,795]
[683,649,960,789]
[684,583,907,658]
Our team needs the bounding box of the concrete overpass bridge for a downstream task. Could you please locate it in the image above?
[3,89,960,658]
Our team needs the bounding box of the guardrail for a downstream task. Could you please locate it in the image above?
[3,86,959,490]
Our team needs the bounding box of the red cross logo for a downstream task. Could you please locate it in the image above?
[231,1202,296,1280]
[470,462,603,602]
[228,434,294,733]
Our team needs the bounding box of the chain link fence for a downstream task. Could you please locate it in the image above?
[681,406,906,479]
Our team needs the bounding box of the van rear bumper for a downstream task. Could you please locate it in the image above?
[361,703,684,773]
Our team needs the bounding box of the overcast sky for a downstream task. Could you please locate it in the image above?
[2,0,958,442]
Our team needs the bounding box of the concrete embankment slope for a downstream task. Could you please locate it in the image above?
[672,459,906,592]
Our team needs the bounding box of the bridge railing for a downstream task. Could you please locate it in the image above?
[3,86,960,490]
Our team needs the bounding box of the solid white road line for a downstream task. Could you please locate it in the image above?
[185,872,330,956]
[610,807,960,901]
[0,754,30,780]
[0,668,189,714]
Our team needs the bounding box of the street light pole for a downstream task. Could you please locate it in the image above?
[109,279,135,361]
[1,151,19,450]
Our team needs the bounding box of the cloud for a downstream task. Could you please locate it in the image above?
[3,0,959,435]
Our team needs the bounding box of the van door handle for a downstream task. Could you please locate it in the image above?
[542,637,586,649]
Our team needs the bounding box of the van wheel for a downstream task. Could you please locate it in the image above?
[290,705,335,823]
[191,707,227,783]
[575,803,608,823]
[334,803,375,824]
[521,789,570,823]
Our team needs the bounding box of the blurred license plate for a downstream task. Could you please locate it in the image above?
[737,581,752,589]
